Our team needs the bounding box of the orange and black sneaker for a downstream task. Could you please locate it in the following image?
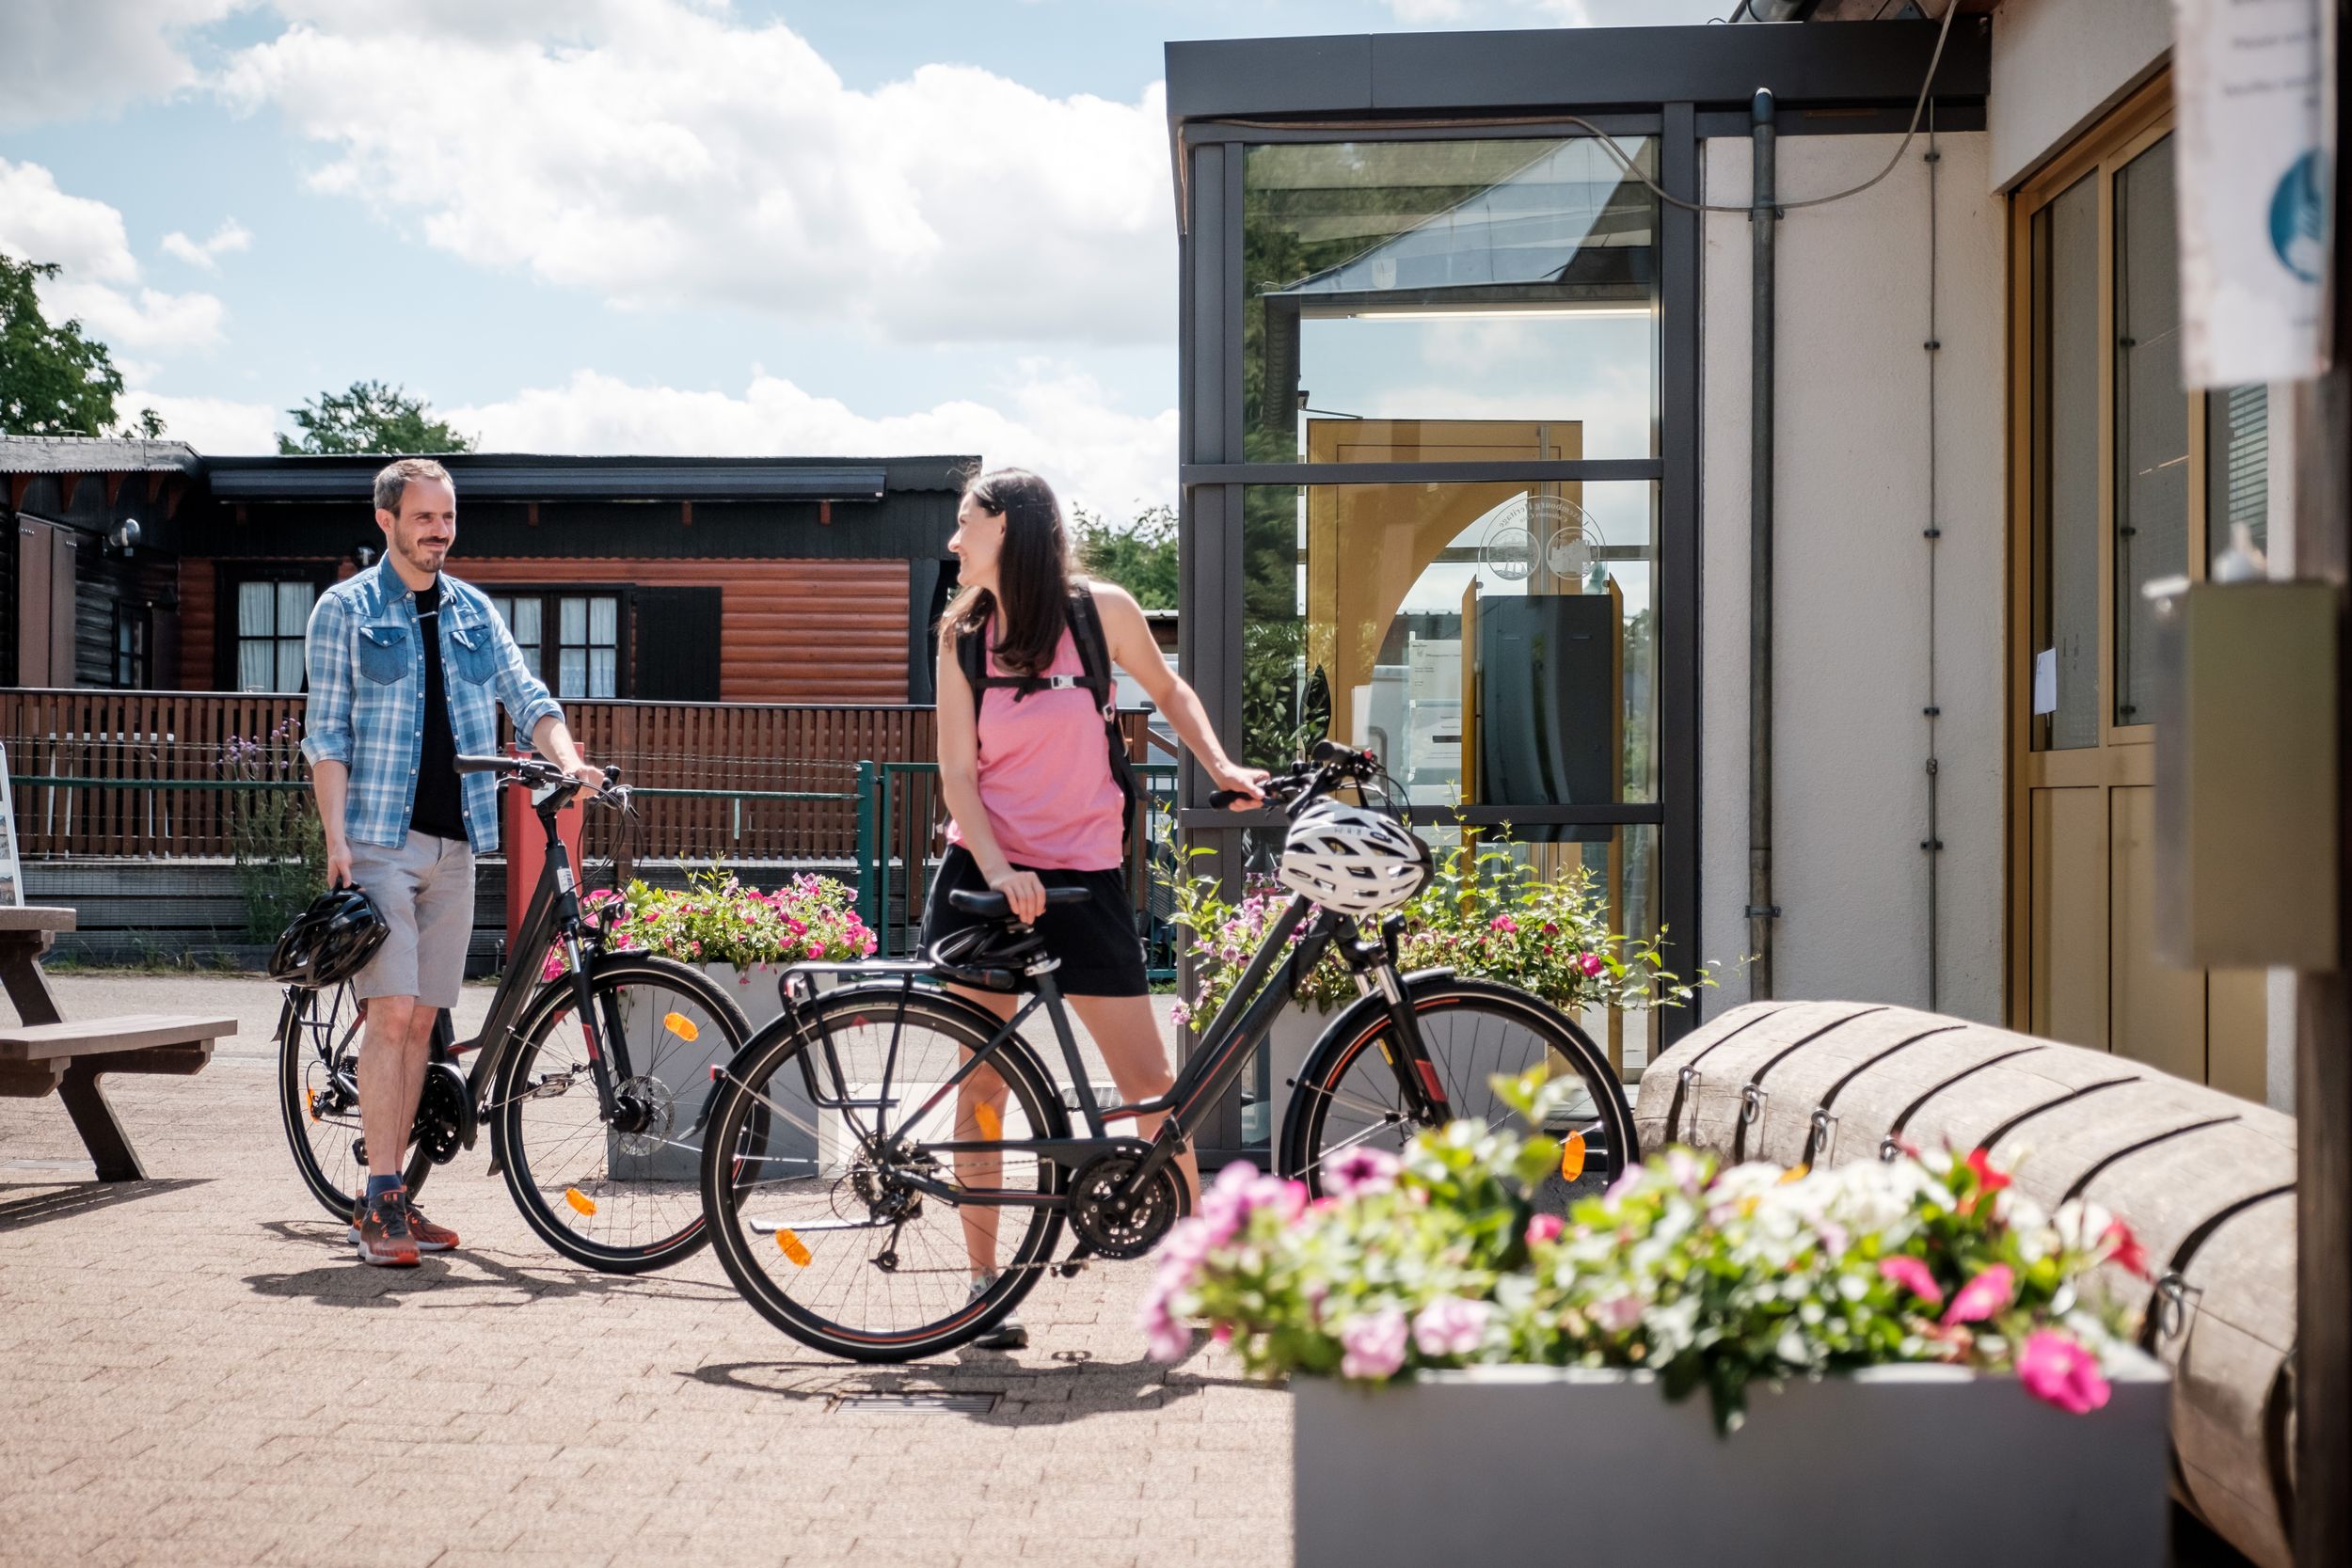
[353,1190,420,1267]
[402,1199,458,1253]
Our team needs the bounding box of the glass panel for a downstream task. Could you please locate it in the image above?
[513,598,541,644]
[237,640,270,692]
[588,595,617,645]
[2030,174,2101,752]
[1241,481,1657,815]
[2114,135,2185,728]
[559,648,587,698]
[2207,384,2269,569]
[237,580,273,636]
[560,596,588,644]
[277,640,306,694]
[589,647,617,698]
[278,580,314,632]
[1243,138,1660,464]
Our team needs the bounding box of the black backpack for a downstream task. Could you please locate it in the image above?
[953,585,1141,858]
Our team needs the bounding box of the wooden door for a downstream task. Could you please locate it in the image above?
[2007,75,2269,1093]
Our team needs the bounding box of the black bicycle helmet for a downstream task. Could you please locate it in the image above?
[270,885,389,987]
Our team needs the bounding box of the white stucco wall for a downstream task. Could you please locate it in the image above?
[1990,0,2174,188]
[1696,131,2007,1025]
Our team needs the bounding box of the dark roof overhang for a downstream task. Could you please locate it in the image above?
[200,452,977,503]
[0,436,202,476]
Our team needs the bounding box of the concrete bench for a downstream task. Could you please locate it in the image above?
[0,906,234,1181]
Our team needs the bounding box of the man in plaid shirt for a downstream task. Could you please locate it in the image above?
[302,457,599,1266]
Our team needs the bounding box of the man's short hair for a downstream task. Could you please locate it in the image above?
[373,457,454,517]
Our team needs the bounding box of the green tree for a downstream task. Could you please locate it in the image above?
[0,254,163,438]
[1073,502,1179,610]
[278,379,475,454]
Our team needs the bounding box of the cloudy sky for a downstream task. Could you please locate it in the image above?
[0,0,1721,519]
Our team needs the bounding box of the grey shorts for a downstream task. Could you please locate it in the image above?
[347,832,476,1009]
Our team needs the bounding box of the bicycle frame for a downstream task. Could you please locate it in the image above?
[769,888,1454,1214]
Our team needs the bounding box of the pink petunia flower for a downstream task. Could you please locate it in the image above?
[1411,1297,1491,1358]
[1878,1255,1943,1309]
[1942,1263,2015,1326]
[2017,1330,2110,1415]
[1578,953,1606,977]
[1338,1309,1409,1380]
[1525,1212,1565,1246]
[1325,1147,1403,1200]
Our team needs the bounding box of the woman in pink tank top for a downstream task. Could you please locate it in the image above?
[927,468,1265,1344]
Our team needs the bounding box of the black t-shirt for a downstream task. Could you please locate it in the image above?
[409,582,467,842]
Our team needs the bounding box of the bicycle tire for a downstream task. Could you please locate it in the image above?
[1278,976,1637,1210]
[701,987,1070,1362]
[491,954,753,1274]
[276,984,435,1221]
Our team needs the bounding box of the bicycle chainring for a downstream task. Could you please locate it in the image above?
[1065,1153,1182,1261]
[410,1061,476,1164]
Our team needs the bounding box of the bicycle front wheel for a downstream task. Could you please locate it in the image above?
[701,989,1068,1362]
[492,954,752,1273]
[277,983,434,1220]
[1279,978,1636,1212]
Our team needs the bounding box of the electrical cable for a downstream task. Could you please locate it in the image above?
[1562,0,1962,214]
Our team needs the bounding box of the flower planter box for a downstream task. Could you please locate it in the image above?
[607,962,804,1181]
[1292,1357,2170,1568]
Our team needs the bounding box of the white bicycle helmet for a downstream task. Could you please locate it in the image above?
[1278,800,1433,917]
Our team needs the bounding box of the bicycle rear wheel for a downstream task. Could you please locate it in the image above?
[701,988,1068,1362]
[275,983,434,1221]
[1279,977,1636,1212]
[492,955,752,1273]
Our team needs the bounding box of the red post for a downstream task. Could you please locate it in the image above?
[502,743,582,961]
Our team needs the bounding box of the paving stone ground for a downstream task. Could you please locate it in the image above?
[0,974,1289,1568]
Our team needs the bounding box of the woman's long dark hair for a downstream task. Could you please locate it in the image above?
[941,467,1076,677]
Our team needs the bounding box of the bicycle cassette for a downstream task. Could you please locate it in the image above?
[1065,1152,1183,1261]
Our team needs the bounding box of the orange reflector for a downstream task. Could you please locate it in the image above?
[306,1087,319,1122]
[975,1102,1001,1141]
[564,1187,597,1216]
[775,1227,812,1266]
[1559,1132,1587,1183]
[662,1011,699,1043]
[1778,1164,1810,1184]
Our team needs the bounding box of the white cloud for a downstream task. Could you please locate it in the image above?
[215,2,1174,344]
[119,388,278,453]
[1391,0,1471,18]
[160,218,253,270]
[445,365,1178,521]
[0,0,247,128]
[0,159,229,355]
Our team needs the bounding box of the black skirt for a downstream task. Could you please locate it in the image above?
[919,846,1149,997]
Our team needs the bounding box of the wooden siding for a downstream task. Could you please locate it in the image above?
[177,556,911,704]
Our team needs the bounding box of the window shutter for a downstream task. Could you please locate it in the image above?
[629,586,723,701]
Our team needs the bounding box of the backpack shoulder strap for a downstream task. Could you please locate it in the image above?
[1065,584,1116,715]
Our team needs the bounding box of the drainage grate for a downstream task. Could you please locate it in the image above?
[829,1391,1000,1416]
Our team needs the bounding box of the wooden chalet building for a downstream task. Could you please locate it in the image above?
[0,438,971,705]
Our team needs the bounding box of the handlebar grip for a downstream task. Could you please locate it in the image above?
[453,754,514,775]
[1310,738,1373,768]
[1208,788,1258,809]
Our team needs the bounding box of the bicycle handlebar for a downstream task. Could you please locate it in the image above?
[1208,740,1384,815]
[453,753,629,808]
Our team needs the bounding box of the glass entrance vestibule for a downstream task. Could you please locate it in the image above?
[1163,24,1985,1161]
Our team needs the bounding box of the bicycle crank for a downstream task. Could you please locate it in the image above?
[1064,1153,1182,1261]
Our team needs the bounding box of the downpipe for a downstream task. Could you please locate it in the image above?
[1748,87,1780,1000]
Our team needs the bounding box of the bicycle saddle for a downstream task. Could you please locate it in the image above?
[946,886,1092,921]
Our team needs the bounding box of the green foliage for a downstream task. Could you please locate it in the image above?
[1073,503,1178,610]
[1149,1110,2148,1433]
[220,720,325,942]
[0,255,163,438]
[1163,831,1708,1028]
[278,379,475,455]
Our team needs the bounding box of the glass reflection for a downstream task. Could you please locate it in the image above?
[1244,138,1660,463]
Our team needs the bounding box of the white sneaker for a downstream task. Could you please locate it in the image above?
[969,1273,1027,1351]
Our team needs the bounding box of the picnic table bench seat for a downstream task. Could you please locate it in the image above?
[0,907,231,1181]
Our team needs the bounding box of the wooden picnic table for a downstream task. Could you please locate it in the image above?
[0,906,233,1180]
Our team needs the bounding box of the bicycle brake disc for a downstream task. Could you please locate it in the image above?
[1065,1152,1182,1261]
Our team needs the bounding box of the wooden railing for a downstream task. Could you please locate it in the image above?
[0,689,949,862]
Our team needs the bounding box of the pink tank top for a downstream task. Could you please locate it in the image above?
[945,621,1126,871]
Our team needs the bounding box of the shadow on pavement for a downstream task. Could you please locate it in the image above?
[242,1218,744,1308]
[686,1348,1263,1427]
[0,1176,210,1232]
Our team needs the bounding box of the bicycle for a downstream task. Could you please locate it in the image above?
[696,740,1638,1360]
[276,753,754,1273]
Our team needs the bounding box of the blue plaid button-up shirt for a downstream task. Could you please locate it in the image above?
[300,560,563,854]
